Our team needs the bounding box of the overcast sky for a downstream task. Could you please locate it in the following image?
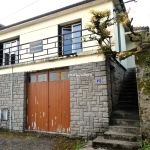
[0,0,149,27]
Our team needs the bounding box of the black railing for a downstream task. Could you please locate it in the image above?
[0,29,100,66]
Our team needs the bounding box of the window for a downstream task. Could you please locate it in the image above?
[50,73,59,81]
[29,75,36,83]
[38,74,47,82]
[61,23,82,55]
[61,72,70,80]
[3,40,19,65]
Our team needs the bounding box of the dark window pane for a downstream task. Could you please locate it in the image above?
[61,72,69,80]
[50,73,59,81]
[4,53,9,65]
[38,74,47,82]
[11,54,15,64]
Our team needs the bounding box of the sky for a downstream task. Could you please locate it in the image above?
[0,0,149,27]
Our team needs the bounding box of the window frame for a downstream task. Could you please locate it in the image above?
[2,39,19,66]
[59,21,82,56]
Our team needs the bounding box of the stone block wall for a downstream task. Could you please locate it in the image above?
[0,72,26,131]
[109,59,126,111]
[69,61,109,138]
[135,50,150,139]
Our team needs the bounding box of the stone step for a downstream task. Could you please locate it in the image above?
[122,83,137,89]
[118,101,138,103]
[123,79,136,81]
[124,72,136,79]
[118,98,138,101]
[92,136,141,150]
[119,95,138,98]
[110,119,140,127]
[120,90,137,96]
[118,102,138,106]
[121,86,137,89]
[109,126,141,134]
[120,89,137,92]
[118,98,138,102]
[124,74,136,76]
[111,111,139,120]
[118,105,138,111]
[104,131,141,142]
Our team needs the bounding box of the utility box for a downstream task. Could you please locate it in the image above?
[0,108,8,121]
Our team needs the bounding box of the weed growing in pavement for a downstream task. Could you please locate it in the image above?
[0,127,14,134]
[75,141,86,150]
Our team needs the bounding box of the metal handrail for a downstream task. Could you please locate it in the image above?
[0,28,100,66]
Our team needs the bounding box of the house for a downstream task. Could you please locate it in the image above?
[0,0,141,147]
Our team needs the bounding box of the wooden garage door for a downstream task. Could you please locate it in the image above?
[26,69,70,133]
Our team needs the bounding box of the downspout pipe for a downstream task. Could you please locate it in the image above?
[117,22,121,52]
[10,66,13,130]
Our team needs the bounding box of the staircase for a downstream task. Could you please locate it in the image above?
[118,68,139,110]
[93,68,142,150]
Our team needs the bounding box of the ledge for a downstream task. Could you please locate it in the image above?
[0,49,99,70]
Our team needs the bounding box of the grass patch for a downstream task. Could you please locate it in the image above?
[75,141,86,150]
[139,140,150,150]
[53,136,85,150]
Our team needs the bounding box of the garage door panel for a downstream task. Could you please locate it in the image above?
[49,80,61,132]
[60,80,70,133]
[36,73,48,131]
[36,82,48,131]
[26,75,37,130]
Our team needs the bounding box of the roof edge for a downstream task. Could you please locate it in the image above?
[0,0,98,31]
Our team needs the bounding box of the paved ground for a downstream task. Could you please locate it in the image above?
[0,132,106,150]
[0,136,54,150]
[0,132,84,150]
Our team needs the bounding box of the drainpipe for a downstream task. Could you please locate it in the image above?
[117,22,121,52]
[10,66,13,130]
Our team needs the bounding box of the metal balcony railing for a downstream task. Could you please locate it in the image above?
[0,29,100,66]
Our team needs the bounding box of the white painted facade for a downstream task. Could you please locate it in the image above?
[0,0,133,73]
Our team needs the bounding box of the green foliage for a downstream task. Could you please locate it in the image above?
[86,9,150,60]
[139,140,150,150]
[0,127,14,134]
[75,141,86,150]
[86,9,116,58]
[145,57,150,79]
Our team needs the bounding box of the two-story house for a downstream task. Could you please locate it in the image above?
[0,0,137,143]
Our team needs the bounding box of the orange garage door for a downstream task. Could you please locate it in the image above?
[26,69,70,133]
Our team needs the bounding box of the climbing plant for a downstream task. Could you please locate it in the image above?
[145,57,150,79]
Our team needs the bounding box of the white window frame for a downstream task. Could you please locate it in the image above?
[3,40,19,65]
[62,23,81,54]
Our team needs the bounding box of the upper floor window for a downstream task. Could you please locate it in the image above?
[61,23,82,55]
[2,40,19,65]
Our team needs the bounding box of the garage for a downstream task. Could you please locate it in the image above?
[26,68,70,133]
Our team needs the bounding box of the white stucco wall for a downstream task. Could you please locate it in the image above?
[0,53,105,74]
[0,0,115,74]
[119,24,127,68]
[126,39,137,68]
